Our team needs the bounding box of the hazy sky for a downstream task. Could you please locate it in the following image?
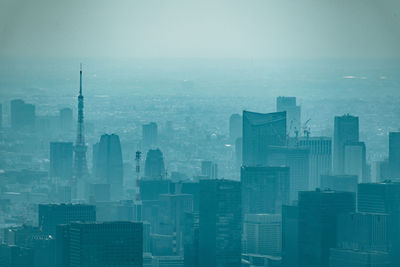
[1,0,400,59]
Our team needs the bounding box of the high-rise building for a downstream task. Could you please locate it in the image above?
[358,182,400,266]
[276,96,301,137]
[320,175,358,193]
[298,189,356,267]
[94,134,124,200]
[389,132,400,179]
[198,179,241,267]
[336,212,389,252]
[268,146,310,201]
[143,122,158,148]
[38,203,96,235]
[333,114,359,175]
[329,212,390,267]
[144,148,165,179]
[158,194,194,255]
[282,205,298,267]
[242,110,286,166]
[243,214,281,256]
[56,221,143,267]
[59,108,73,132]
[50,142,73,180]
[183,212,199,267]
[229,113,242,142]
[299,137,332,190]
[241,166,290,215]
[344,141,367,183]
[10,99,35,130]
[73,65,88,197]
[201,160,218,179]
[235,137,242,166]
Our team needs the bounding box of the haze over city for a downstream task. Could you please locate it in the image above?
[0,1,400,267]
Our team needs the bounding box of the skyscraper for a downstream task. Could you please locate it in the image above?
[282,205,299,267]
[229,113,242,142]
[276,96,301,137]
[333,114,359,175]
[94,133,124,200]
[50,142,73,180]
[73,65,88,197]
[268,146,310,201]
[241,166,290,215]
[242,110,286,166]
[344,141,367,182]
[299,137,332,190]
[298,189,356,267]
[358,182,400,266]
[243,213,281,256]
[59,108,73,133]
[143,122,158,148]
[198,179,241,267]
[144,148,165,179]
[10,99,35,130]
[389,132,400,179]
[329,212,390,267]
[56,221,143,267]
[38,203,96,235]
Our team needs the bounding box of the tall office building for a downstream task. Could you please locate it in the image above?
[198,179,241,267]
[299,137,332,190]
[38,203,96,235]
[229,113,242,142]
[143,122,158,148]
[144,148,165,179]
[183,212,199,267]
[201,160,218,179]
[242,110,286,166]
[358,182,400,266]
[94,134,124,200]
[333,114,359,175]
[241,166,290,215]
[344,141,367,182]
[50,142,73,180]
[298,190,356,267]
[282,205,299,267]
[243,214,281,256]
[329,212,390,267]
[268,146,310,201]
[73,66,88,197]
[59,108,73,132]
[389,132,400,179]
[56,221,143,267]
[276,96,301,137]
[158,194,194,255]
[10,99,35,130]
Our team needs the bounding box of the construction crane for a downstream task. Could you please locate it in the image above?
[303,119,311,139]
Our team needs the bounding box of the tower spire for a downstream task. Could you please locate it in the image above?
[79,63,83,96]
[73,64,88,198]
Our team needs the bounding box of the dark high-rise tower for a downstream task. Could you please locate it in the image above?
[94,134,124,200]
[242,110,286,166]
[333,114,359,175]
[73,65,88,192]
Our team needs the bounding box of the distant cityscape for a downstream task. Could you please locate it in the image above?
[0,65,399,267]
